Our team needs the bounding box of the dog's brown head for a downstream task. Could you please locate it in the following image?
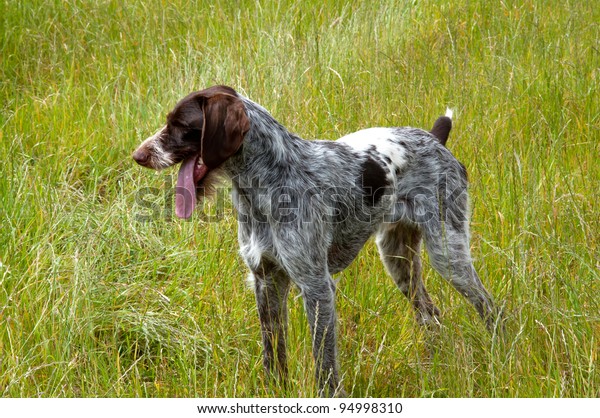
[133,85,250,218]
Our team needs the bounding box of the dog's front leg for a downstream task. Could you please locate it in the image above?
[299,277,344,397]
[253,267,291,386]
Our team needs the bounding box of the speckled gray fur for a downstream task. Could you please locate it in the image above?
[221,97,496,396]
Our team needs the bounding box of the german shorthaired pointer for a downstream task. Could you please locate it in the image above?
[132,85,498,396]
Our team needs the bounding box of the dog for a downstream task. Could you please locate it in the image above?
[132,85,497,396]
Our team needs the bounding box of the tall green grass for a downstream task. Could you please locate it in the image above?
[1,0,598,397]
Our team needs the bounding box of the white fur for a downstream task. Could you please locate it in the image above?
[140,125,175,168]
[239,232,263,271]
[337,128,408,172]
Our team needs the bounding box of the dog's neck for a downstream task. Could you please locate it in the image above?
[221,98,309,181]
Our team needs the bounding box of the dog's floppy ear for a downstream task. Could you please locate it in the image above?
[200,92,250,169]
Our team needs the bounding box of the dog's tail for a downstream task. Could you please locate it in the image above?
[430,108,453,146]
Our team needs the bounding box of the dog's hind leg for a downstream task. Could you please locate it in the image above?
[421,219,498,332]
[376,224,441,327]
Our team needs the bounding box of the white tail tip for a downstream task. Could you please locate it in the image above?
[445,108,454,119]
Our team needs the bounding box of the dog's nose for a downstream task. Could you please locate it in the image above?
[132,148,150,165]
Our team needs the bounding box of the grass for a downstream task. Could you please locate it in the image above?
[1,0,598,397]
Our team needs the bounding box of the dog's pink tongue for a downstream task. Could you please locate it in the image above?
[175,156,197,219]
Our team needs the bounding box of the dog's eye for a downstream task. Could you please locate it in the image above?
[169,120,188,131]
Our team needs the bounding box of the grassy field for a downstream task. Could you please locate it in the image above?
[1,0,598,397]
